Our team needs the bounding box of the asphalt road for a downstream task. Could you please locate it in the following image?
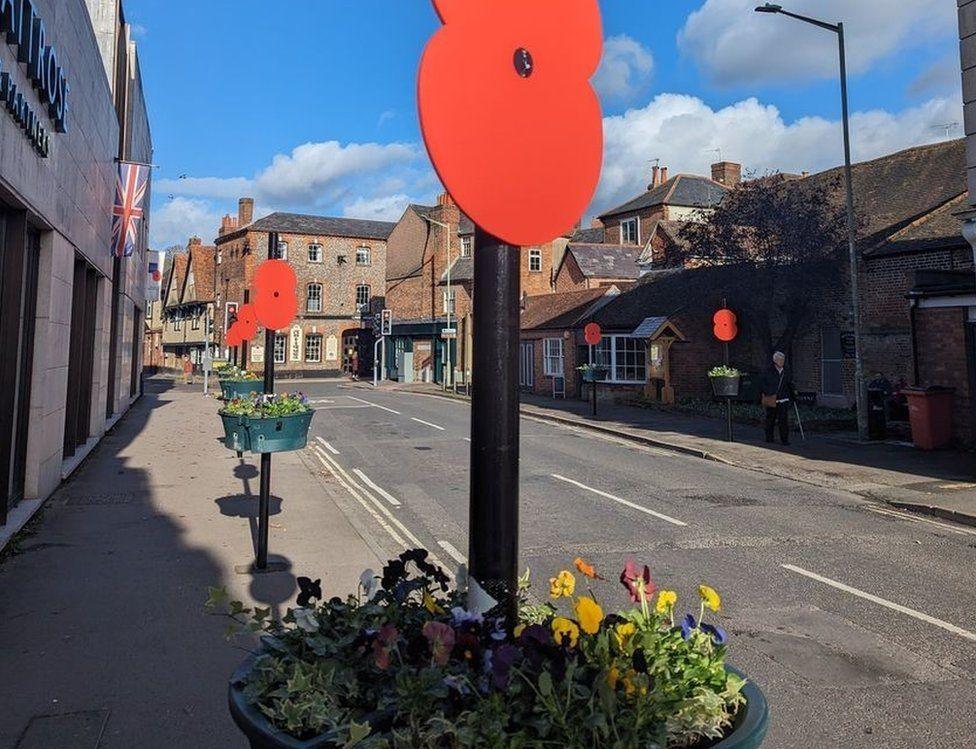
[295,382,976,749]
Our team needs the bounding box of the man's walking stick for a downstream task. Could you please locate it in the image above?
[793,401,806,441]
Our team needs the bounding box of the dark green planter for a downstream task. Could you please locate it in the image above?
[219,410,314,454]
[710,375,741,398]
[582,366,609,383]
[221,379,263,400]
[228,652,767,749]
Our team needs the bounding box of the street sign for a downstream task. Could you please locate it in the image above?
[381,309,393,337]
[441,327,457,339]
[584,322,602,346]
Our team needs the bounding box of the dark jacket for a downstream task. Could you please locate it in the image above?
[761,366,795,401]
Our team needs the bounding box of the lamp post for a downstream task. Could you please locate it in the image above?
[422,215,454,389]
[755,3,868,440]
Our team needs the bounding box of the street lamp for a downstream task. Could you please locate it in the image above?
[754,3,868,440]
[422,215,454,390]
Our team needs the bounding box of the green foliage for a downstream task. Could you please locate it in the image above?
[220,365,261,382]
[707,366,740,378]
[210,552,746,747]
[221,393,311,419]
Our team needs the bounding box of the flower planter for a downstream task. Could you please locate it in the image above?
[228,650,767,749]
[710,375,741,398]
[219,410,314,454]
[221,379,263,400]
[582,366,609,383]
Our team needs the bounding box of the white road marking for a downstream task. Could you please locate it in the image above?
[462,437,471,442]
[353,469,401,507]
[411,417,445,431]
[310,446,453,579]
[314,436,340,455]
[781,564,976,643]
[347,396,401,415]
[866,506,976,536]
[438,540,467,565]
[307,399,336,404]
[551,474,688,527]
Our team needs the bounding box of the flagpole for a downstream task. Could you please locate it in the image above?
[114,157,160,169]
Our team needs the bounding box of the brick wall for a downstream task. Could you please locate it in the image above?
[600,206,665,246]
[914,306,974,445]
[554,254,587,292]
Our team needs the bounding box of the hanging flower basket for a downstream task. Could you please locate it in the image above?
[709,366,741,398]
[210,553,769,749]
[579,364,610,383]
[218,394,314,454]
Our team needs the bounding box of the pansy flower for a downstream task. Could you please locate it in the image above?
[656,590,677,615]
[614,621,636,651]
[552,617,580,648]
[620,561,655,604]
[573,556,603,580]
[422,620,455,665]
[549,570,576,599]
[490,643,521,689]
[699,584,721,612]
[701,623,728,647]
[372,623,399,670]
[680,613,697,641]
[573,596,604,635]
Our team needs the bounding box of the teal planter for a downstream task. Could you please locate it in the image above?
[582,366,609,383]
[221,379,263,400]
[219,410,314,454]
[710,667,769,748]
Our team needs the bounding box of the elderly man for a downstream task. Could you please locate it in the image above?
[761,351,795,446]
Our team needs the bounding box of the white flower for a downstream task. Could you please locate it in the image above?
[293,607,319,633]
[360,569,380,599]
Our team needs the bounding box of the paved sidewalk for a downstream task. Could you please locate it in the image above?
[0,378,380,749]
[366,381,976,526]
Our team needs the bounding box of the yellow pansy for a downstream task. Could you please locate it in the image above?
[606,666,620,689]
[551,617,580,648]
[548,570,576,599]
[699,584,721,612]
[656,590,677,614]
[573,596,604,635]
[422,589,446,615]
[614,621,636,650]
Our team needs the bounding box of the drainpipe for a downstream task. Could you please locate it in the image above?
[909,298,920,386]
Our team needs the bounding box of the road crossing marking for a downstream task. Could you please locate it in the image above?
[437,540,467,565]
[551,474,688,527]
[310,446,452,578]
[866,506,976,536]
[781,564,976,643]
[347,396,401,415]
[314,436,340,455]
[353,469,401,507]
[411,417,445,431]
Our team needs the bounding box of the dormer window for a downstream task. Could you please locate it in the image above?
[621,217,639,245]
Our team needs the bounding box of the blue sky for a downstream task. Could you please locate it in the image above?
[126,0,962,249]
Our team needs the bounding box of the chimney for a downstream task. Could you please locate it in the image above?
[710,161,742,187]
[238,197,254,227]
[590,217,603,229]
[188,236,202,247]
[219,214,239,236]
[660,166,669,183]
[437,192,455,207]
[648,165,660,190]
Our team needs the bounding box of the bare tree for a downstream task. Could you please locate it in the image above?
[677,174,850,357]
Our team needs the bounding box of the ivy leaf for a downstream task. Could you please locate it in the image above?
[204,586,229,610]
[344,720,371,747]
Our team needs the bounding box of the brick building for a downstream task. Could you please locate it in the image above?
[213,200,394,378]
[553,243,643,291]
[160,238,218,368]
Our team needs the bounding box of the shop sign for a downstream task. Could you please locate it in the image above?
[326,335,338,361]
[289,325,303,362]
[0,0,72,157]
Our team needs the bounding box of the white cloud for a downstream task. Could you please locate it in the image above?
[593,35,654,102]
[254,140,418,206]
[593,91,963,214]
[909,55,963,98]
[342,194,414,221]
[679,0,956,86]
[150,197,225,249]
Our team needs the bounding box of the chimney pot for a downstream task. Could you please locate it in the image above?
[648,165,660,190]
[188,236,202,247]
[437,192,455,207]
[238,197,254,227]
[660,166,669,183]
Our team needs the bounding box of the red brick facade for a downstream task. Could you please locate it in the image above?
[913,306,974,445]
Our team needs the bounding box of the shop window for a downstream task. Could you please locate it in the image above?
[593,336,646,383]
[307,283,323,313]
[274,333,287,364]
[543,337,564,376]
[356,284,370,313]
[305,334,323,363]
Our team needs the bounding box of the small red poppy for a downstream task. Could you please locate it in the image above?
[236,304,260,341]
[418,0,604,246]
[253,260,298,331]
[225,327,240,347]
[712,309,738,342]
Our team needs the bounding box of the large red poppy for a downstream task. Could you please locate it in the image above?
[713,309,738,343]
[253,260,298,331]
[418,0,603,247]
[236,303,260,341]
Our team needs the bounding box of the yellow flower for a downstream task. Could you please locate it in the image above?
[422,589,446,615]
[513,624,526,638]
[574,596,604,635]
[551,617,580,648]
[699,584,721,612]
[548,570,576,599]
[656,590,677,614]
[614,621,636,650]
[606,666,620,689]
[622,669,638,696]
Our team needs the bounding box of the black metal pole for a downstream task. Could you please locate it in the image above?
[256,232,278,570]
[469,225,520,627]
[592,378,597,417]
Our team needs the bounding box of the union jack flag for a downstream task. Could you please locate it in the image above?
[112,161,150,257]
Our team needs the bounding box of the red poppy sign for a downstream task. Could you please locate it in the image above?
[584,322,602,346]
[418,0,604,246]
[253,260,298,331]
[713,308,738,342]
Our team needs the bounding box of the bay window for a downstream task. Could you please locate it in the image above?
[591,335,646,383]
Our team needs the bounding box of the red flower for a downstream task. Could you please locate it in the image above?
[253,260,298,331]
[620,560,655,604]
[235,304,259,341]
[418,0,604,246]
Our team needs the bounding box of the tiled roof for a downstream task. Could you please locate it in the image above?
[569,226,605,243]
[219,212,396,243]
[441,255,473,283]
[565,243,643,279]
[183,244,217,303]
[637,219,692,265]
[164,253,188,308]
[865,193,968,257]
[599,174,728,219]
[520,287,611,330]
